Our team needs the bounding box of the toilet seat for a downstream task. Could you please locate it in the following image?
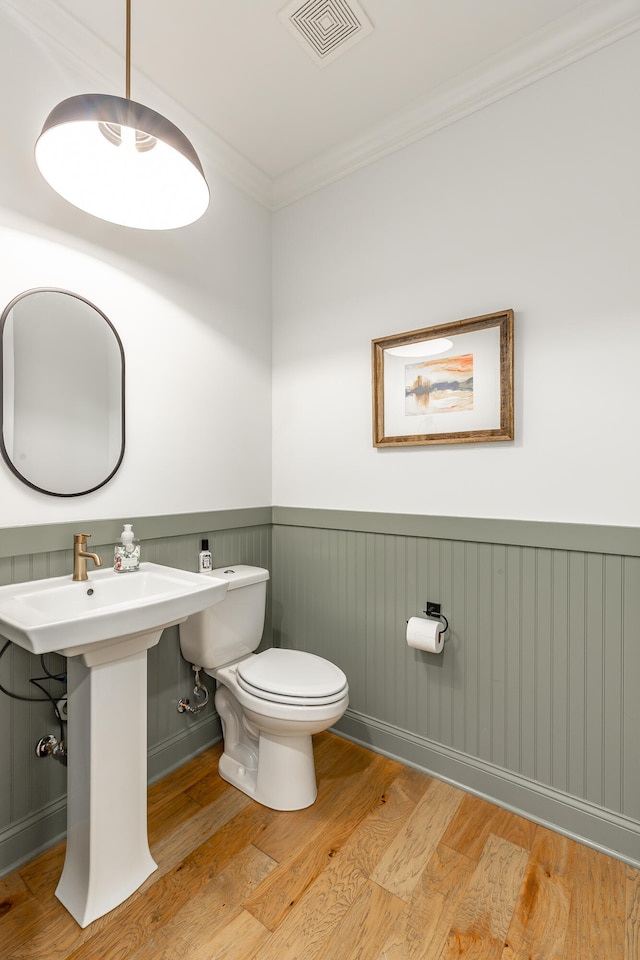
[236,648,348,707]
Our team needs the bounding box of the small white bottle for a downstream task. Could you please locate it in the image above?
[198,539,213,573]
[114,523,141,573]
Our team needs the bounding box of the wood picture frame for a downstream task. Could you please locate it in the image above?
[372,309,514,447]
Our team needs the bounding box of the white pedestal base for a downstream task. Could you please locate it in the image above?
[55,632,161,927]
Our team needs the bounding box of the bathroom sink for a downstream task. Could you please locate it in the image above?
[0,558,228,926]
[0,562,227,659]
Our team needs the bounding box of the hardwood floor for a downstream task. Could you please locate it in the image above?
[2,732,639,959]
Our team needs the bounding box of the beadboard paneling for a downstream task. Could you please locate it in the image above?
[271,514,640,860]
[0,509,271,875]
[3,505,640,874]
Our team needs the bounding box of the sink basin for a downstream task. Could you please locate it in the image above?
[0,562,228,660]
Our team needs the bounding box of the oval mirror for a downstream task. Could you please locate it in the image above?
[0,288,125,496]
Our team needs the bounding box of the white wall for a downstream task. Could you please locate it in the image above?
[0,7,272,526]
[272,32,640,525]
[2,6,639,529]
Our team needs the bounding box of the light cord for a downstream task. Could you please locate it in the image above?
[126,0,131,99]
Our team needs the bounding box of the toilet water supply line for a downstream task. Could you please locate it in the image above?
[0,639,68,764]
[177,664,210,714]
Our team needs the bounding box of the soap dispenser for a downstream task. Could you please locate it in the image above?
[114,523,141,573]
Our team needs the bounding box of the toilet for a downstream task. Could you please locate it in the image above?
[179,565,349,810]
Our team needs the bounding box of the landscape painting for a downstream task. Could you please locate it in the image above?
[371,309,514,446]
[405,353,474,416]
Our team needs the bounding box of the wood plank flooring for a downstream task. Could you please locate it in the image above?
[1,732,639,959]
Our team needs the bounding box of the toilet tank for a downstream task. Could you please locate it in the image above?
[179,565,269,669]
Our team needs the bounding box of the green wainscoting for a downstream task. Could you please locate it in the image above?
[271,507,640,867]
[2,505,640,875]
[0,509,272,875]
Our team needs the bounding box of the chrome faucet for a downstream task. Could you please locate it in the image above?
[73,534,103,582]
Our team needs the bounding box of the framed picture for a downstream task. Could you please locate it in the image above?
[372,309,514,447]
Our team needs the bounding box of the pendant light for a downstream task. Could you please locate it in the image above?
[35,0,209,230]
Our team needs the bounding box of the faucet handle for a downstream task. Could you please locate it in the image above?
[74,533,91,542]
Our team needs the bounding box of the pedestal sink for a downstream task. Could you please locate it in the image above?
[0,562,227,927]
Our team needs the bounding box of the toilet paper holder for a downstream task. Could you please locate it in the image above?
[423,601,449,637]
[405,601,449,637]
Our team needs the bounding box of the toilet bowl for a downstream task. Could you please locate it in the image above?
[179,565,349,810]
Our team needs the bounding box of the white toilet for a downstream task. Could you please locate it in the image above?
[179,565,349,810]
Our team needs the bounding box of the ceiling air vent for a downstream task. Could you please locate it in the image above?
[279,0,373,67]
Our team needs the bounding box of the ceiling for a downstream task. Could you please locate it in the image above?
[18,0,640,207]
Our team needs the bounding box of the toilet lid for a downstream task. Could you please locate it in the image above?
[236,648,348,705]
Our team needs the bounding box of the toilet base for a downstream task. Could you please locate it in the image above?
[211,664,347,812]
[218,731,317,810]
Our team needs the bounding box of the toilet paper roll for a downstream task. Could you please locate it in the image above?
[406,616,444,654]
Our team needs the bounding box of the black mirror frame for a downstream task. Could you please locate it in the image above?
[0,287,125,497]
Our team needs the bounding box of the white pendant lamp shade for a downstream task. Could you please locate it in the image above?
[35,94,210,229]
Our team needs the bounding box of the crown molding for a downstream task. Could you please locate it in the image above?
[271,0,640,209]
[5,0,640,213]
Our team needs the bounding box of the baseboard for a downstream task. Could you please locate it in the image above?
[0,797,67,877]
[333,709,640,869]
[0,713,223,879]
